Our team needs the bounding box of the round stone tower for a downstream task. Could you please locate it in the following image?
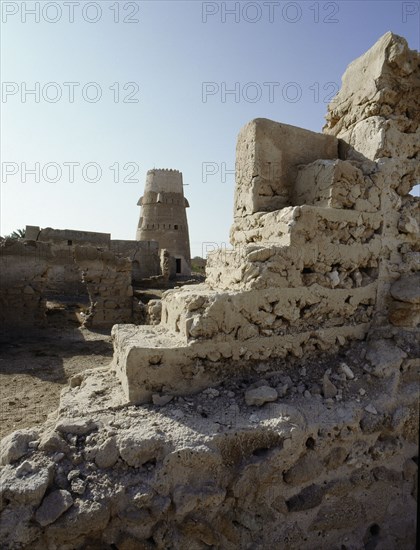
[136,169,191,276]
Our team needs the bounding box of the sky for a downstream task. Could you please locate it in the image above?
[1,0,419,257]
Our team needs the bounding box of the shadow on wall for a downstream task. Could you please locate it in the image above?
[0,239,135,331]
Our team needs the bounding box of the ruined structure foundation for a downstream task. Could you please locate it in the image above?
[113,33,419,405]
[0,33,418,550]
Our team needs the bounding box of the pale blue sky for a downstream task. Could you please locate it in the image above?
[1,1,419,256]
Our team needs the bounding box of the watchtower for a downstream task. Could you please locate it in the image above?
[136,169,191,275]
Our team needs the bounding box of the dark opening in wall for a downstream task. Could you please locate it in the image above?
[176,258,181,274]
[305,437,316,449]
[174,225,179,230]
[67,240,72,246]
[369,524,380,536]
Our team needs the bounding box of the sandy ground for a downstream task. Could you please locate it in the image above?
[0,327,113,439]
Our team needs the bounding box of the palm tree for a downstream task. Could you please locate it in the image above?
[2,228,26,239]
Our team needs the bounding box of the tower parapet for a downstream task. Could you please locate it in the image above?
[136,169,191,276]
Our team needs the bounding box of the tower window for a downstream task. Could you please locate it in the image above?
[174,225,179,230]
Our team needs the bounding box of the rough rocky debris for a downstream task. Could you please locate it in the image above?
[366,338,407,378]
[34,489,74,527]
[339,363,355,380]
[0,429,39,466]
[0,336,418,549]
[0,32,418,549]
[244,386,278,406]
[322,373,338,399]
[389,272,420,327]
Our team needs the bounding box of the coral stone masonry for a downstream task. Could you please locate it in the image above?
[0,33,418,550]
[113,32,419,404]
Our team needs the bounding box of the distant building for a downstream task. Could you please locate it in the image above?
[136,169,191,276]
[24,225,161,283]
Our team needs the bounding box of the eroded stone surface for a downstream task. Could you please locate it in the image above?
[0,32,418,550]
[244,386,278,406]
[0,339,417,549]
[390,272,420,304]
[112,32,418,405]
[35,489,73,527]
[0,429,39,466]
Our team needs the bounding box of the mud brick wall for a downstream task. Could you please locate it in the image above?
[0,240,52,328]
[74,246,133,328]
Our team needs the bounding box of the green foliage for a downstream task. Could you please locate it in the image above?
[191,256,206,274]
[2,228,26,240]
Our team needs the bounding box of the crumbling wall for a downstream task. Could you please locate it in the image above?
[111,34,418,405]
[26,225,162,286]
[74,246,133,328]
[42,247,87,299]
[0,239,87,329]
[323,31,420,326]
[293,159,380,210]
[0,240,51,329]
[0,334,417,549]
[27,225,111,247]
[110,240,161,282]
[0,240,135,331]
[0,32,418,550]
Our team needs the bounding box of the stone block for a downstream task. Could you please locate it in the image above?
[294,159,379,211]
[112,322,369,404]
[390,273,420,304]
[234,118,338,216]
[35,490,73,526]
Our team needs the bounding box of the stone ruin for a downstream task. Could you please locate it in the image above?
[112,32,419,404]
[0,33,418,549]
[0,169,192,331]
[0,228,158,330]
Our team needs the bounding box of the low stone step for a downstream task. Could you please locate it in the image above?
[159,283,377,342]
[111,322,370,404]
